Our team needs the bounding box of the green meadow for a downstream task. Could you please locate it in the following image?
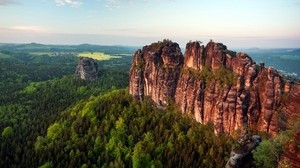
[78,52,121,60]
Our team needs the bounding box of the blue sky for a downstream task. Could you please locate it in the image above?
[0,0,300,48]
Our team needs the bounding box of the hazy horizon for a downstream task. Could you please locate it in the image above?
[1,0,300,48]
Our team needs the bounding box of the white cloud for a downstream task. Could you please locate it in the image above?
[54,0,82,7]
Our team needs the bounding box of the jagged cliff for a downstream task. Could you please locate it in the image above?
[75,57,98,81]
[129,40,183,104]
[129,40,300,136]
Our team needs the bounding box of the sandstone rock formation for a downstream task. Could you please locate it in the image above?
[129,40,300,136]
[129,40,183,104]
[75,57,98,81]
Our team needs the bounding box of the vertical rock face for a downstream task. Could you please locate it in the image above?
[129,40,300,136]
[184,41,205,70]
[129,40,183,105]
[75,57,98,81]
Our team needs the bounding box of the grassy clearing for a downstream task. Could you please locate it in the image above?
[78,52,121,60]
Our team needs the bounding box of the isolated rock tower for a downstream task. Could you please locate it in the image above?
[75,57,98,81]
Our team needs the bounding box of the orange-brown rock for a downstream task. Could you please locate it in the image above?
[129,40,183,105]
[129,40,300,136]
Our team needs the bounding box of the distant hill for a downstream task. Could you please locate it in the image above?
[0,43,138,54]
[289,49,300,54]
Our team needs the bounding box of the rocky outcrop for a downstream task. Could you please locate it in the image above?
[226,135,261,168]
[75,57,98,81]
[129,40,183,105]
[129,40,300,136]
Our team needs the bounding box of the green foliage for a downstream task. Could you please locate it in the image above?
[35,136,48,152]
[1,126,13,138]
[132,141,152,168]
[39,162,53,168]
[187,65,237,85]
[252,127,298,168]
[0,43,137,54]
[34,89,232,168]
[149,39,173,51]
[79,98,97,119]
[0,49,131,167]
[81,163,88,168]
[77,86,87,94]
[47,123,63,140]
[22,83,37,94]
[214,66,237,85]
[252,140,277,168]
[0,45,233,168]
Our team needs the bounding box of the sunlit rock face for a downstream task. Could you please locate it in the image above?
[129,40,183,105]
[129,40,300,136]
[75,57,98,81]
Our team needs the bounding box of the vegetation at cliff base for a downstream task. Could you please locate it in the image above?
[0,47,131,167]
[34,89,233,168]
[3,43,298,168]
[252,121,300,168]
[0,46,233,168]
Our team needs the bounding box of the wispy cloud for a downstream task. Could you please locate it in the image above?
[54,0,82,7]
[11,26,47,32]
[0,0,20,6]
[102,0,123,9]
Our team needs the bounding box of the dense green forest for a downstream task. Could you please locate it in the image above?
[0,43,137,54]
[0,48,131,167]
[0,46,233,168]
[34,89,232,168]
[0,44,296,168]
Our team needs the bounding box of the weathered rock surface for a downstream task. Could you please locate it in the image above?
[129,40,300,136]
[226,135,261,168]
[75,57,98,81]
[129,40,183,105]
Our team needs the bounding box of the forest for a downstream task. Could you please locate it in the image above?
[0,44,297,168]
[0,46,131,167]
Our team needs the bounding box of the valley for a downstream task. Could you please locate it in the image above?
[0,42,299,168]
